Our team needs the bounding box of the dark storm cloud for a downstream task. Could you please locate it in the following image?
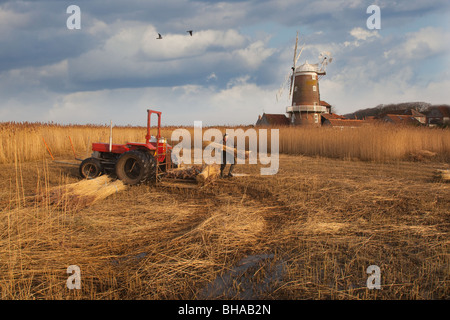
[0,0,448,124]
[1,0,274,92]
[0,1,102,72]
[1,0,447,74]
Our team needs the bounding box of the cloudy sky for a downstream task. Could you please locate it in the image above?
[0,0,449,126]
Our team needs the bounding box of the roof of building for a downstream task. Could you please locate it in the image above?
[379,109,426,117]
[383,114,419,124]
[321,113,346,120]
[320,100,331,107]
[256,113,290,126]
[437,106,450,118]
[424,105,450,118]
[326,119,365,127]
[411,109,426,118]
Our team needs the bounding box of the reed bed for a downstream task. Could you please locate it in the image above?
[275,124,450,162]
[1,122,449,164]
[0,122,160,163]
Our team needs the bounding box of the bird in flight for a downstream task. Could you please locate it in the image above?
[156,33,162,39]
[187,30,193,36]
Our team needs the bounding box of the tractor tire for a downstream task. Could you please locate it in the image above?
[115,150,156,185]
[79,157,104,179]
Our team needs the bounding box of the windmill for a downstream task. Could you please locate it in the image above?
[276,32,304,103]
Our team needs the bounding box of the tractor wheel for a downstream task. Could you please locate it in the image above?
[115,150,156,185]
[79,158,103,179]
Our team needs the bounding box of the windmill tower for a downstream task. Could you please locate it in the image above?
[280,33,332,126]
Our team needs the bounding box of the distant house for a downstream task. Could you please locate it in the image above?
[425,106,450,126]
[372,108,426,125]
[320,113,366,128]
[382,114,421,125]
[256,113,290,126]
[322,118,366,128]
[321,113,346,122]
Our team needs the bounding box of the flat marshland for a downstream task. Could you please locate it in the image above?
[0,122,449,299]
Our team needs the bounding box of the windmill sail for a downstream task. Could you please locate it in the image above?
[276,73,291,102]
[276,31,304,104]
[288,32,300,100]
[295,45,304,67]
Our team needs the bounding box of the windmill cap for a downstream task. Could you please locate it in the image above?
[295,62,319,73]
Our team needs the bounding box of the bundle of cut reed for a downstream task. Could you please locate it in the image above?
[433,169,450,182]
[38,175,126,210]
[162,165,203,180]
[196,164,220,184]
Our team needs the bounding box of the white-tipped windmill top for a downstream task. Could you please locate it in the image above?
[295,61,319,73]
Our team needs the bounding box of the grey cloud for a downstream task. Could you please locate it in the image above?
[0,0,448,125]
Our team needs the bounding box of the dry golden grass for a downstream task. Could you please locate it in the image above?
[0,121,449,300]
[0,122,159,163]
[1,122,449,164]
[0,152,448,300]
[275,124,450,162]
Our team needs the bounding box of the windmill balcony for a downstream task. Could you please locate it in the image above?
[286,105,328,113]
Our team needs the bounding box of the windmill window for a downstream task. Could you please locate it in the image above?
[313,86,317,91]
[294,86,297,92]
[312,74,316,80]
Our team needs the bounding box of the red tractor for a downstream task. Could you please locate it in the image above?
[79,109,173,185]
